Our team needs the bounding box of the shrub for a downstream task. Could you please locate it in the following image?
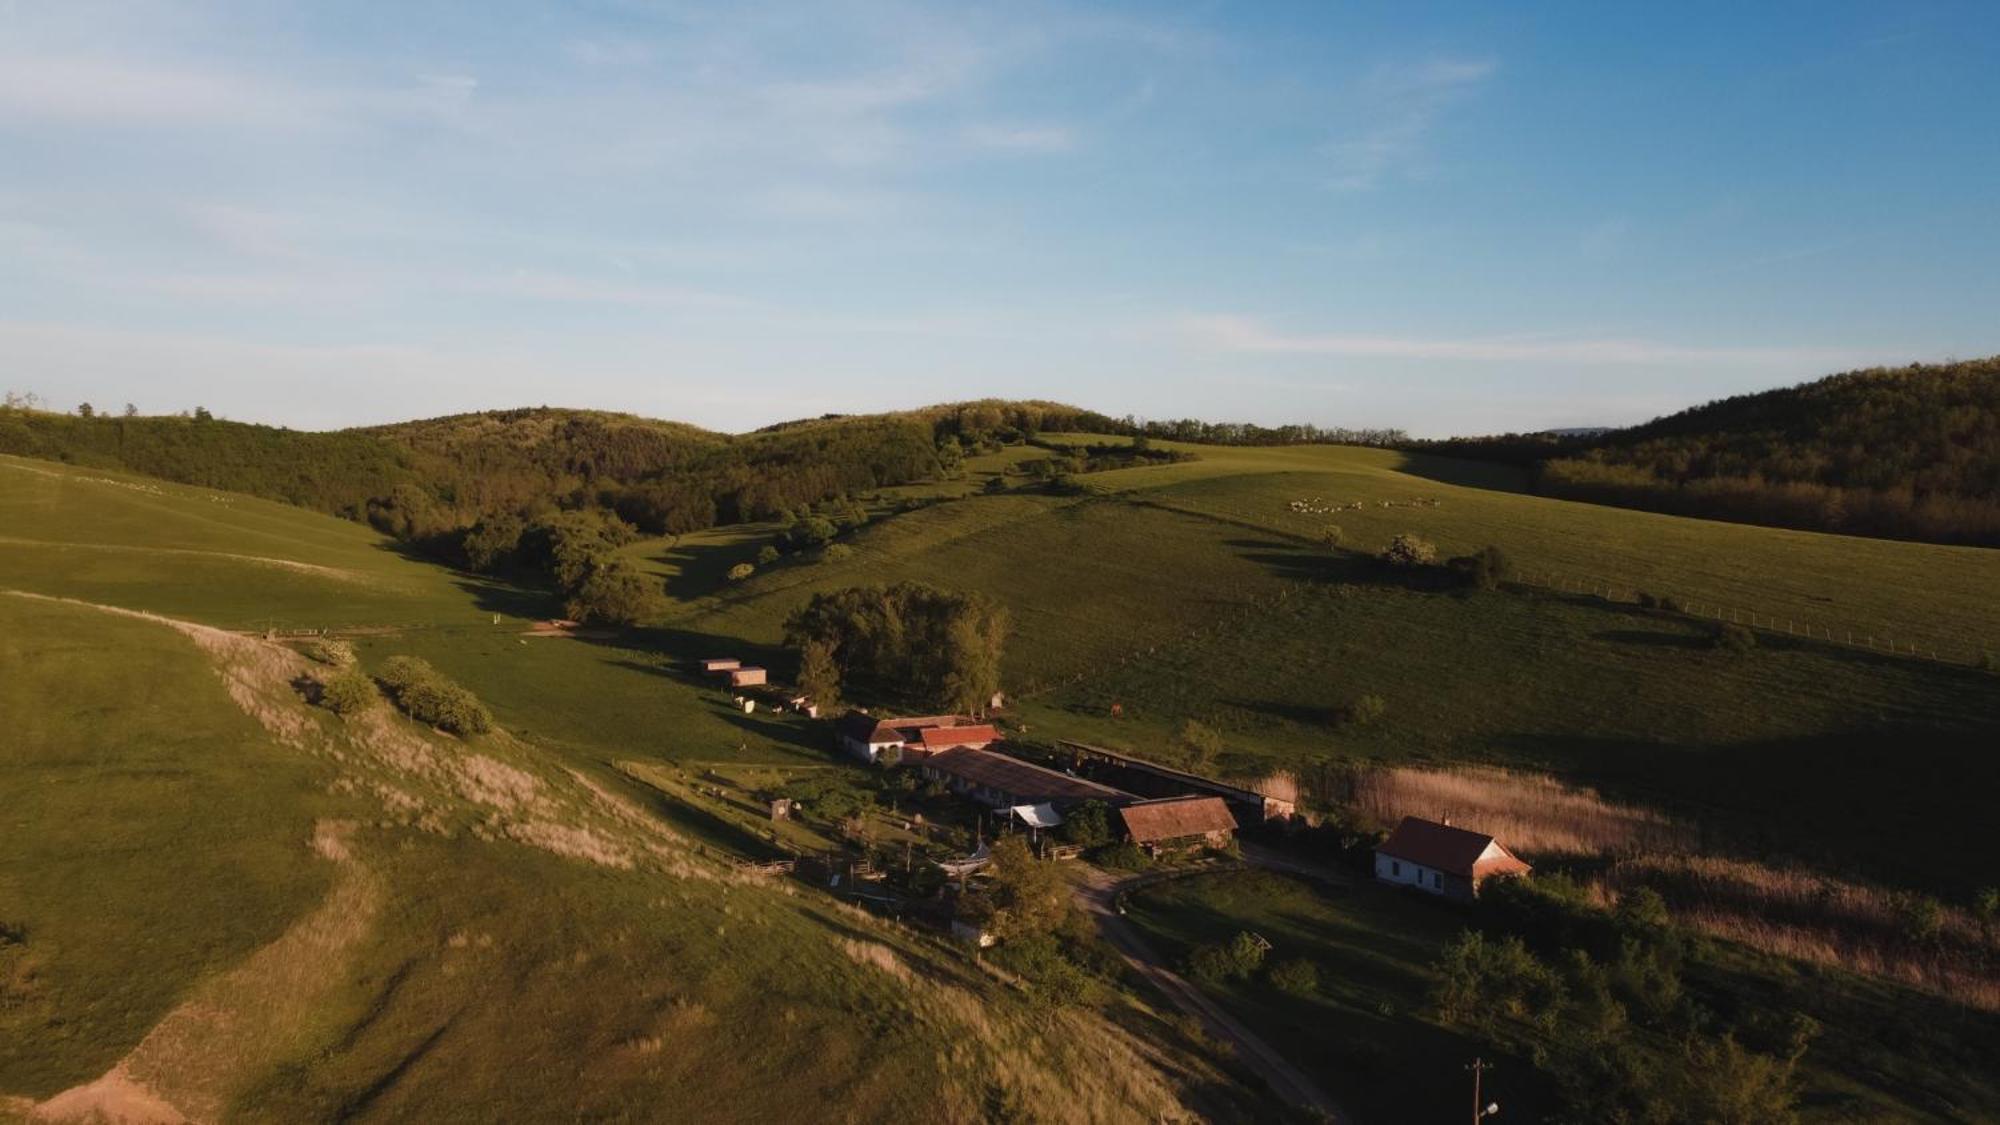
[982,476,1008,494]
[1978,650,1998,674]
[1320,526,1343,551]
[376,655,493,735]
[822,543,854,561]
[316,668,376,715]
[1448,544,1513,590]
[1380,533,1438,567]
[1267,957,1319,996]
[1338,693,1387,728]
[1185,931,1267,985]
[1092,841,1152,872]
[1711,622,1756,653]
[301,638,357,667]
[1062,800,1113,849]
[755,544,780,566]
[726,562,755,581]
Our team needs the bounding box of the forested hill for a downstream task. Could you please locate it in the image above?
[1424,358,2000,546]
[0,399,1123,544]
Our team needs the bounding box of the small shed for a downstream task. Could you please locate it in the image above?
[1374,816,1531,902]
[917,724,999,755]
[728,667,767,687]
[701,657,740,674]
[1117,796,1239,854]
[1007,803,1063,830]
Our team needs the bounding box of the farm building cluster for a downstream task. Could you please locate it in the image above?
[696,655,1530,900]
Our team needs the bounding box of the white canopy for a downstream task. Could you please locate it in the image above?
[1008,803,1063,829]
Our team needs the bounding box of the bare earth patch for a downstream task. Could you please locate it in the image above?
[30,822,379,1124]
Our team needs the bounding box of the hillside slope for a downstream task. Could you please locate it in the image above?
[0,458,1243,1123]
[1537,358,2000,543]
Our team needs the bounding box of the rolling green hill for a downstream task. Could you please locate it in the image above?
[0,455,1246,1123]
[7,425,1999,1122]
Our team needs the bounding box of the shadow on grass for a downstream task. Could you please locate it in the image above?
[649,534,769,601]
[1499,724,2000,895]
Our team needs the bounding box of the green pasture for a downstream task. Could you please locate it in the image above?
[0,595,343,1097]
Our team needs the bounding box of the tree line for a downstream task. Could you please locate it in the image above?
[1409,358,2000,546]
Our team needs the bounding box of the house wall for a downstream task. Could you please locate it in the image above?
[1374,852,1475,902]
[840,735,901,764]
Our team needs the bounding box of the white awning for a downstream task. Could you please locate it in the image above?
[1008,803,1063,829]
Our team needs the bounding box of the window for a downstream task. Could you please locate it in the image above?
[1433,872,1442,889]
[1391,861,1401,876]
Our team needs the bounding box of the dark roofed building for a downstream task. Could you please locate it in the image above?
[1374,816,1531,901]
[918,747,1129,809]
[1118,796,1238,853]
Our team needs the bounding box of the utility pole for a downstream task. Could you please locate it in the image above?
[1467,1057,1499,1123]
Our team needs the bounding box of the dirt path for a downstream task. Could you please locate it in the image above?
[1073,865,1347,1122]
[30,822,381,1125]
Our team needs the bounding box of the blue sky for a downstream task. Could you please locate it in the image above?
[3,1,1996,435]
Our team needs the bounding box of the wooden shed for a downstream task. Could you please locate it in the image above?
[1117,796,1238,854]
[728,667,767,687]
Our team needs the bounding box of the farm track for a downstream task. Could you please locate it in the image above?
[1075,864,1347,1122]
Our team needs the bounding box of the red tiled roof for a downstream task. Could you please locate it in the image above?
[1376,817,1530,879]
[1117,796,1238,844]
[919,724,998,750]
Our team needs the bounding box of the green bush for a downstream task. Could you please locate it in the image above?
[755,544,780,566]
[375,655,493,735]
[1185,930,1267,985]
[316,668,377,715]
[822,543,854,561]
[1380,533,1438,567]
[1711,622,1757,653]
[1339,693,1387,728]
[1267,957,1319,996]
[1092,841,1152,872]
[1449,544,1513,590]
[300,638,357,667]
[564,560,661,625]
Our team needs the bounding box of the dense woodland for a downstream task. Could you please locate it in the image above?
[1416,359,2000,545]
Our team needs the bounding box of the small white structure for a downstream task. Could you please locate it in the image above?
[1007,803,1063,830]
[1374,816,1531,902]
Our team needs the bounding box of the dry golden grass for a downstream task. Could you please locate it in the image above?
[1603,854,2000,1012]
[1348,764,1696,856]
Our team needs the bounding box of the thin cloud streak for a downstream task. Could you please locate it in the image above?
[1183,314,1869,369]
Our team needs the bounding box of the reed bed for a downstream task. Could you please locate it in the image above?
[1602,854,2000,1012]
[1347,764,1696,856]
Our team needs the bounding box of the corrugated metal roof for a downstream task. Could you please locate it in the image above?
[922,747,1128,803]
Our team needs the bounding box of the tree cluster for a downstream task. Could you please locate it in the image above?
[375,655,494,735]
[1436,877,1813,1123]
[784,581,1008,714]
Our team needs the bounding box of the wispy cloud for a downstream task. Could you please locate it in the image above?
[1182,313,1862,369]
[1324,56,1496,190]
[963,122,1076,153]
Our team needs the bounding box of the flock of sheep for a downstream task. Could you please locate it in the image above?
[1287,496,1443,515]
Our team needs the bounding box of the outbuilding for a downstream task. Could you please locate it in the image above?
[1117,796,1238,854]
[701,657,741,674]
[1374,816,1531,902]
[728,667,767,688]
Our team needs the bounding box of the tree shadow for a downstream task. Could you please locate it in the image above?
[646,533,770,601]
[1492,726,2000,895]
[1590,628,1709,650]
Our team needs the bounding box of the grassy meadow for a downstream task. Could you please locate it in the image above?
[6,434,1999,1122]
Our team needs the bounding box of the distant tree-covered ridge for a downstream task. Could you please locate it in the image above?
[1413,358,2000,546]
